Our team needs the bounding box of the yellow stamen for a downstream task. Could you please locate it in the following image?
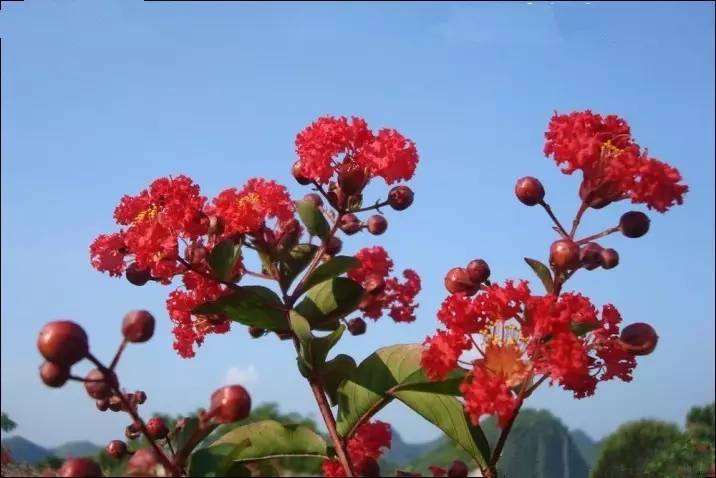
[134,204,160,223]
[601,140,623,156]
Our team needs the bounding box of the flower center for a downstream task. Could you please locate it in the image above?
[236,192,261,210]
[600,140,623,156]
[134,204,160,223]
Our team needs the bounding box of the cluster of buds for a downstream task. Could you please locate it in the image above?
[444,259,491,296]
[37,311,252,477]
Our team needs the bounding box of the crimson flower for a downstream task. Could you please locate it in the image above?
[322,420,391,477]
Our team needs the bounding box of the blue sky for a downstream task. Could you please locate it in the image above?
[1,1,714,449]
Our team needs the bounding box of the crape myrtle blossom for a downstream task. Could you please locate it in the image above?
[421,280,638,427]
[322,420,391,478]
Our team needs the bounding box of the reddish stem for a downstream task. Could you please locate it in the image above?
[575,226,620,245]
[569,201,589,238]
[538,200,569,237]
[109,339,127,371]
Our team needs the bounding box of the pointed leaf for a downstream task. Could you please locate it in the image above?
[524,258,554,293]
[320,354,357,406]
[295,277,363,329]
[193,286,286,330]
[395,367,468,396]
[296,199,330,239]
[208,239,243,282]
[302,256,360,292]
[289,311,345,370]
[209,420,328,463]
[279,244,319,291]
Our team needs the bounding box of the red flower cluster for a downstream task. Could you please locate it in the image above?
[295,116,418,185]
[348,246,421,323]
[421,281,639,427]
[322,420,391,477]
[544,110,687,212]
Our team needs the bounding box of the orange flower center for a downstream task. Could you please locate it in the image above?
[601,140,623,156]
[236,192,261,210]
[134,204,160,223]
[479,323,529,387]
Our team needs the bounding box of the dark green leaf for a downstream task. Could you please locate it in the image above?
[296,199,330,239]
[289,311,345,370]
[320,354,357,406]
[208,239,242,282]
[279,244,318,291]
[174,417,200,455]
[294,277,363,328]
[571,321,599,336]
[188,440,251,477]
[395,367,468,396]
[302,256,360,292]
[209,420,328,463]
[193,286,286,330]
[524,258,554,293]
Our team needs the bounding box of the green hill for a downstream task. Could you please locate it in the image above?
[1,436,50,464]
[570,429,599,467]
[50,440,102,458]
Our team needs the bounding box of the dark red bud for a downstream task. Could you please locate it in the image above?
[125,424,140,440]
[210,385,252,424]
[549,239,580,270]
[600,248,619,270]
[292,161,312,185]
[339,214,362,235]
[620,211,650,238]
[248,326,265,338]
[146,417,169,440]
[276,330,293,341]
[444,267,478,295]
[96,399,109,412]
[84,369,117,400]
[37,321,88,367]
[135,390,147,404]
[515,177,545,206]
[303,193,323,208]
[448,460,469,478]
[327,186,347,210]
[105,440,127,459]
[326,237,343,256]
[579,242,603,271]
[388,185,414,211]
[108,396,123,412]
[367,215,388,235]
[126,263,152,286]
[56,458,103,477]
[122,310,155,343]
[40,361,70,388]
[620,322,658,356]
[347,318,367,336]
[466,259,490,284]
[337,161,368,196]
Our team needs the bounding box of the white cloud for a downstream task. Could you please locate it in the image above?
[223,365,259,386]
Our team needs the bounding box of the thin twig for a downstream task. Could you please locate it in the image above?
[570,201,589,238]
[575,226,620,245]
[109,339,128,371]
[539,200,569,237]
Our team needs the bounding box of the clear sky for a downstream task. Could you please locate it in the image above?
[1,1,714,449]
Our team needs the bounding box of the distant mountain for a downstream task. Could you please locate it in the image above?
[50,440,102,459]
[383,430,444,466]
[570,429,599,467]
[1,436,50,464]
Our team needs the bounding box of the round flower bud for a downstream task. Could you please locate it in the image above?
[276,330,293,341]
[337,161,368,196]
[339,214,362,235]
[388,185,414,211]
[126,448,161,477]
[248,326,265,338]
[303,193,323,208]
[444,267,478,295]
[466,259,490,284]
[367,215,388,235]
[122,310,155,343]
[40,361,70,388]
[125,263,152,286]
[358,457,380,477]
[514,177,545,206]
[84,369,117,400]
[549,239,580,270]
[292,161,311,185]
[105,440,127,459]
[209,385,252,424]
[108,396,123,412]
[326,186,347,210]
[600,248,619,270]
[326,237,343,256]
[579,242,603,271]
[146,417,169,440]
[96,399,109,412]
[347,318,367,336]
[448,460,469,478]
[620,211,650,238]
[57,458,103,477]
[125,424,140,440]
[620,322,658,356]
[135,390,147,404]
[37,321,88,367]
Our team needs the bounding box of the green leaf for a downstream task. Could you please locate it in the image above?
[335,344,490,467]
[188,440,251,477]
[571,321,599,336]
[209,420,328,463]
[193,286,286,330]
[320,354,357,406]
[302,256,360,292]
[279,244,318,291]
[208,239,243,282]
[294,277,363,329]
[524,258,554,293]
[289,311,345,371]
[393,389,490,468]
[174,417,200,455]
[296,199,330,240]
